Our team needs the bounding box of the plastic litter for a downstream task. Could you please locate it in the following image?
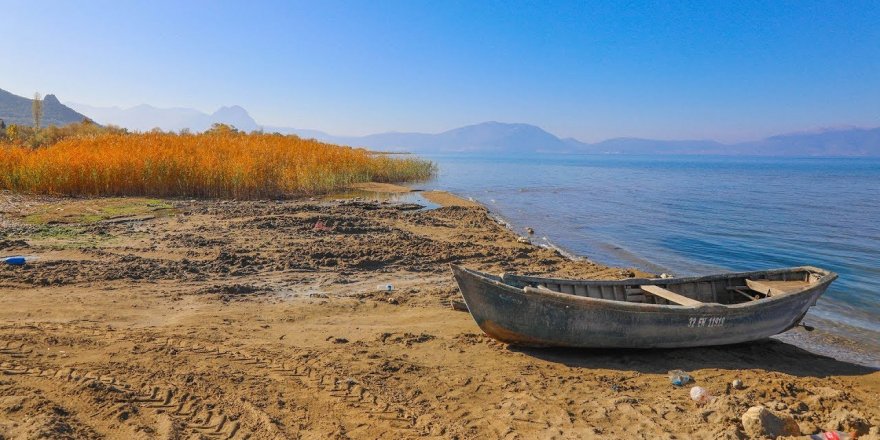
[810,432,852,440]
[2,256,29,266]
[377,283,393,292]
[689,386,712,404]
[731,379,744,389]
[668,369,691,386]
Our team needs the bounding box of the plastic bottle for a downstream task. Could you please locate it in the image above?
[689,386,711,404]
[668,370,691,386]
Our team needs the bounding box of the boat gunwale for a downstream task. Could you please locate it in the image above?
[454,265,837,313]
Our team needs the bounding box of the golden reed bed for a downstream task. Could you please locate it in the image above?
[0,128,434,199]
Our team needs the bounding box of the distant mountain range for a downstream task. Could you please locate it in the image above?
[265,121,583,154]
[0,88,90,126]
[3,87,876,156]
[67,102,259,132]
[270,122,880,157]
[68,100,877,156]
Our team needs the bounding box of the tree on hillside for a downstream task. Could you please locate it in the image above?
[32,92,43,131]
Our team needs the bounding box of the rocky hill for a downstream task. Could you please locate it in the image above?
[0,88,90,127]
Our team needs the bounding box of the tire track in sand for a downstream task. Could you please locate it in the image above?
[0,331,260,439]
[1,322,429,438]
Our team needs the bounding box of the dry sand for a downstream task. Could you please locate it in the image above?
[0,189,877,439]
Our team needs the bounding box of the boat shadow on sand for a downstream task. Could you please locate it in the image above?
[508,339,877,378]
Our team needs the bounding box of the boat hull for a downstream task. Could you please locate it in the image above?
[451,265,835,348]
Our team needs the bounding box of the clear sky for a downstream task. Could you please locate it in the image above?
[1,0,878,142]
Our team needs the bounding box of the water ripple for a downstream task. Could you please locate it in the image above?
[425,153,880,346]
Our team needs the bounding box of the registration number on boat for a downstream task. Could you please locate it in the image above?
[688,316,725,328]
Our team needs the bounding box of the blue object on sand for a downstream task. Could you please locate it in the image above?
[2,256,27,266]
[668,370,692,387]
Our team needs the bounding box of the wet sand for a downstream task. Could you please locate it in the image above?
[0,189,877,439]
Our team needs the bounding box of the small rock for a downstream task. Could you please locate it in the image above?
[741,406,800,439]
[731,379,744,389]
[824,408,870,436]
[790,401,809,413]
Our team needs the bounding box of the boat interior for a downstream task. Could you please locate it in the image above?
[501,268,826,306]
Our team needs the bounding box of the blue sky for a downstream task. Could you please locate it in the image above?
[1,0,878,142]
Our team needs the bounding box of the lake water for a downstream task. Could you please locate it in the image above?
[419,154,880,365]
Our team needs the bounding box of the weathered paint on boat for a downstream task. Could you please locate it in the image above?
[450,265,837,348]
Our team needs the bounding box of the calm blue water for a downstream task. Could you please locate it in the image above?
[419,154,880,358]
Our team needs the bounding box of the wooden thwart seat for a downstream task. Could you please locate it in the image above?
[640,285,703,307]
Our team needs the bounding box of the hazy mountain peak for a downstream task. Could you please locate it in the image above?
[454,121,541,130]
[42,94,61,105]
[213,104,247,114]
[210,105,258,131]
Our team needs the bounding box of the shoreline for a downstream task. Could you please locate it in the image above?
[1,189,878,438]
[392,184,880,368]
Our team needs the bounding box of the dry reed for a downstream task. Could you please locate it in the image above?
[0,131,435,199]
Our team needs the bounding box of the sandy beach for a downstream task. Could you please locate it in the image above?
[1,188,878,439]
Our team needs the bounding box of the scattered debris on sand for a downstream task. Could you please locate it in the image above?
[0,192,877,439]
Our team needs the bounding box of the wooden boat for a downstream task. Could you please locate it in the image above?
[451,264,837,348]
